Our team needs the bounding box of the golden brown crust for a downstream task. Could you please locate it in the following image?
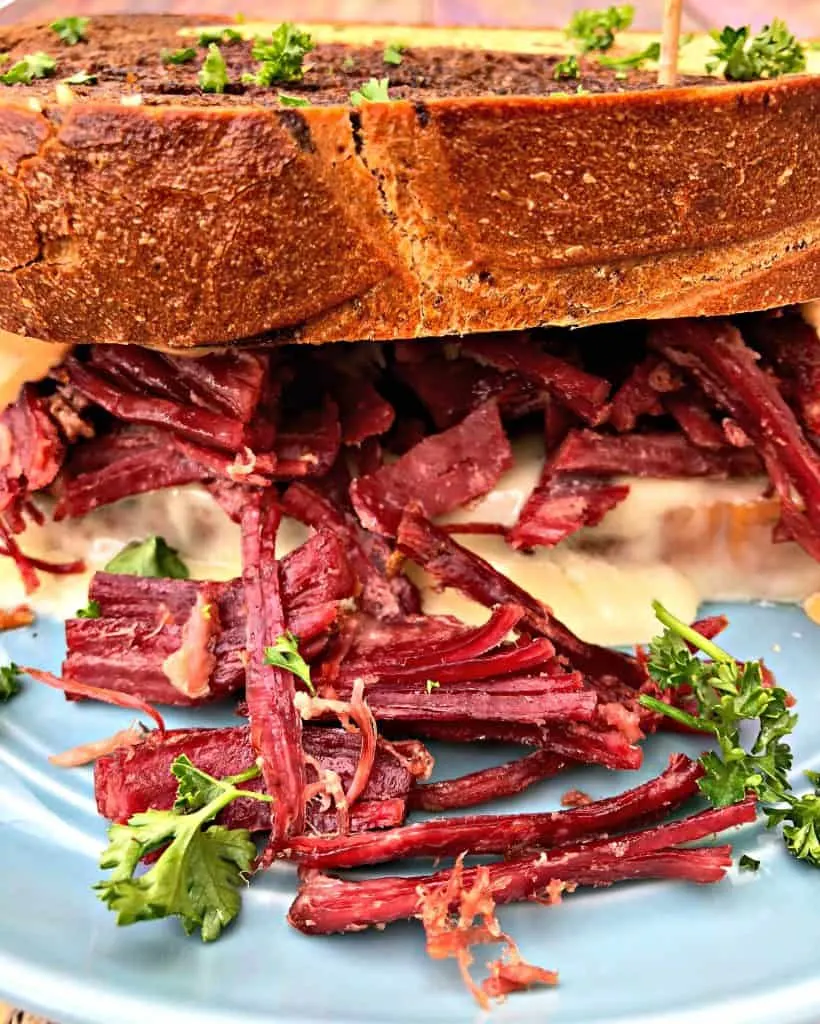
[0,29,819,346]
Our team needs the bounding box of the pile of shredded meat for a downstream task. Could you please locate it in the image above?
[1,310,809,1001]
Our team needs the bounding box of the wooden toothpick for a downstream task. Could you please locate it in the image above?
[658,0,683,86]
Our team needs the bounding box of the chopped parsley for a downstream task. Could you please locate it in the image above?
[76,599,101,619]
[50,16,89,45]
[640,601,820,868]
[350,77,391,105]
[197,27,243,46]
[278,92,311,107]
[598,40,660,69]
[264,632,314,694]
[243,23,314,87]
[739,854,760,872]
[161,47,198,65]
[566,5,634,53]
[383,42,405,66]
[104,536,190,579]
[95,755,271,940]
[425,679,440,694]
[553,54,580,79]
[707,20,806,80]
[0,663,21,702]
[1,52,56,85]
[63,70,96,85]
[198,44,228,93]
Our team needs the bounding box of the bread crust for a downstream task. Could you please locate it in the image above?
[1,68,819,346]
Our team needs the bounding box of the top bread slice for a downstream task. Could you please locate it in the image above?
[1,15,819,349]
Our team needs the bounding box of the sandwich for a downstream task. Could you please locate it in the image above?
[0,14,818,643]
[1,12,819,997]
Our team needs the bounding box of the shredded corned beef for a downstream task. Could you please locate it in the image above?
[5,313,816,1003]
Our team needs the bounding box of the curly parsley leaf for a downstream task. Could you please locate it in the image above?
[264,632,314,694]
[95,755,270,941]
[598,40,660,69]
[566,5,634,53]
[1,52,56,85]
[104,536,190,580]
[0,663,21,702]
[161,47,198,65]
[278,92,310,107]
[76,599,101,619]
[51,16,89,45]
[383,42,405,66]
[63,70,96,85]
[243,23,314,86]
[738,854,760,872]
[707,20,806,80]
[198,43,228,93]
[639,601,820,869]
[197,27,243,46]
[553,54,580,80]
[350,77,391,105]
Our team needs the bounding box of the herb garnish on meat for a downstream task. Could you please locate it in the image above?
[96,755,270,940]
[104,536,190,579]
[197,27,243,46]
[707,20,806,80]
[264,632,315,694]
[50,16,89,45]
[640,602,820,867]
[279,92,311,106]
[566,5,634,53]
[63,70,97,85]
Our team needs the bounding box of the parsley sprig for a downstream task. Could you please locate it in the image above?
[566,5,634,53]
[350,77,391,105]
[104,535,189,579]
[0,663,21,702]
[51,16,89,45]
[96,755,271,940]
[707,20,806,81]
[640,602,820,868]
[264,631,314,694]
[1,52,56,85]
[598,40,660,70]
[243,23,314,87]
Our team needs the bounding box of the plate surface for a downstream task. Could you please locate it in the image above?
[1,603,820,1024]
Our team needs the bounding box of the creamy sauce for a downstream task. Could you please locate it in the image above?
[9,436,820,646]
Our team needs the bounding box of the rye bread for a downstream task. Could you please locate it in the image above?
[0,15,819,348]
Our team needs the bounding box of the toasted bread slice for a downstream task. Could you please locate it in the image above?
[1,16,819,348]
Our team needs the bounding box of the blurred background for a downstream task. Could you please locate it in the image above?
[0,0,817,34]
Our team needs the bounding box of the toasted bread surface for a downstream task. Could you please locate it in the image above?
[0,16,819,347]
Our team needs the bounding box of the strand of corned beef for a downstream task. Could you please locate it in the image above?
[288,798,755,933]
[649,319,820,557]
[241,491,305,856]
[408,750,568,812]
[396,508,645,688]
[406,719,642,771]
[284,753,702,868]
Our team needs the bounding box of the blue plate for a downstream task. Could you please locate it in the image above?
[1,603,820,1024]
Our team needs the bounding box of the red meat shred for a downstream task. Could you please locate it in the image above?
[241,491,305,851]
[94,725,420,834]
[650,318,820,557]
[749,313,820,436]
[396,508,645,688]
[462,335,611,425]
[288,798,755,934]
[285,753,702,868]
[609,355,680,431]
[350,402,513,536]
[509,476,630,548]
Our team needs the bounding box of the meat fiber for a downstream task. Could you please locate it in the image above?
[351,402,513,536]
[94,725,423,834]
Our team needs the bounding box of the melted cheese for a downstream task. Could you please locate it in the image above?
[0,331,70,410]
[7,437,820,646]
